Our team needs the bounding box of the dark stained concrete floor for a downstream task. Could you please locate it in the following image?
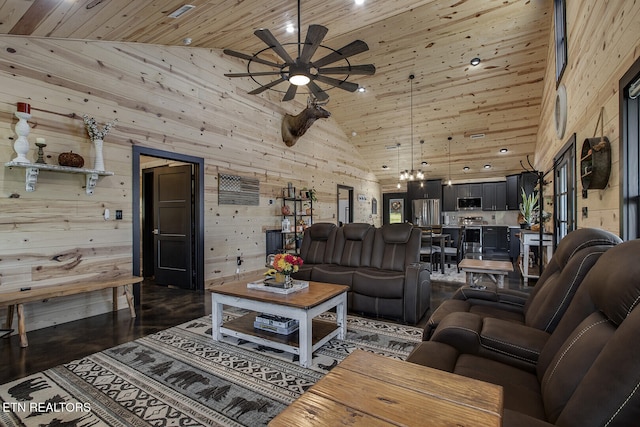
[1,262,526,385]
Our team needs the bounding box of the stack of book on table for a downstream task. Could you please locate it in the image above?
[253,313,299,335]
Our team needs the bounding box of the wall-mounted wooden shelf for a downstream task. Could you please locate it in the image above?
[4,161,114,195]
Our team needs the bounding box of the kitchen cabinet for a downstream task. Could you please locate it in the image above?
[442,184,457,211]
[456,183,483,198]
[482,182,507,211]
[407,179,442,200]
[506,172,538,211]
[482,226,509,258]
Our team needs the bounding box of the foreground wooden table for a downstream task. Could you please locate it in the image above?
[269,349,503,426]
[459,258,514,288]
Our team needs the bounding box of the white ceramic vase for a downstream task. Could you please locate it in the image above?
[92,138,104,171]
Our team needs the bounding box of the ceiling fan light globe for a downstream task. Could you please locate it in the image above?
[289,74,310,85]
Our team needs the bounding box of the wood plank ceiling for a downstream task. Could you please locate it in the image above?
[0,0,552,187]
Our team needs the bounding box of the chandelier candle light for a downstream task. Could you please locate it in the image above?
[82,114,117,171]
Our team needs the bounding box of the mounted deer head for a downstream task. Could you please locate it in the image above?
[281,97,331,147]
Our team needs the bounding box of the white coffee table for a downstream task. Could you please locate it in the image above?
[209,280,348,368]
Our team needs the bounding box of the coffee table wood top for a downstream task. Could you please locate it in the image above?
[209,279,348,309]
[459,259,514,273]
[269,349,503,426]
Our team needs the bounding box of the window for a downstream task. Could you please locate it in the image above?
[554,0,567,85]
[554,134,576,243]
[620,60,640,240]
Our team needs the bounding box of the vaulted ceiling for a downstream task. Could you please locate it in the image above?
[0,0,552,187]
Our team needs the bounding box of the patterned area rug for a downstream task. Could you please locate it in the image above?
[0,311,422,426]
[430,265,466,284]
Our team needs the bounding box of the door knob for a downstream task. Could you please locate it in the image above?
[152,229,159,235]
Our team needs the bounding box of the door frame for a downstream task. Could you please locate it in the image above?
[619,57,640,240]
[132,146,205,301]
[337,184,354,224]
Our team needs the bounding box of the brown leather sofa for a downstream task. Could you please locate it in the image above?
[292,222,431,324]
[423,228,622,341]
[406,238,640,427]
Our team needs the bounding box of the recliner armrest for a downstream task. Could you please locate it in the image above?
[453,285,529,310]
[430,312,483,354]
[503,409,555,427]
[403,262,431,324]
[478,318,550,370]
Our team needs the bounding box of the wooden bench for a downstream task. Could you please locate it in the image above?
[0,275,142,347]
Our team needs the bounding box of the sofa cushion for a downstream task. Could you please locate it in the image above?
[299,223,337,264]
[330,223,374,267]
[311,264,355,287]
[352,267,406,299]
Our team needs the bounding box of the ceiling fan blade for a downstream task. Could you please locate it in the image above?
[283,84,298,101]
[317,64,376,76]
[307,81,330,102]
[299,24,329,63]
[254,29,294,64]
[223,49,282,69]
[314,75,359,92]
[225,71,284,77]
[312,40,370,68]
[247,77,287,95]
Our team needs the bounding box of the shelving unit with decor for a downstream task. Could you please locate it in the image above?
[580,137,611,191]
[280,187,313,254]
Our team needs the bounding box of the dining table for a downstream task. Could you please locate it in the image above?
[422,232,450,274]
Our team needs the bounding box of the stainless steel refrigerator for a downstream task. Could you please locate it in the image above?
[412,199,441,227]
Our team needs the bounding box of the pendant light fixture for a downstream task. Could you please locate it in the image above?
[400,74,422,181]
[447,136,452,186]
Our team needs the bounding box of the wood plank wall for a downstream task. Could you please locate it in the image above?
[0,36,380,331]
[535,2,640,235]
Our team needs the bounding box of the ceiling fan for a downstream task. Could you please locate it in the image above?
[223,0,375,102]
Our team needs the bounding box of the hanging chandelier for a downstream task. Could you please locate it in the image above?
[399,74,423,181]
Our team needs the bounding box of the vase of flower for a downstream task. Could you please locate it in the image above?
[266,253,303,288]
[82,114,117,171]
[92,138,104,171]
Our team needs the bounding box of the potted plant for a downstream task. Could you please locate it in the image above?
[519,187,539,229]
[301,187,317,202]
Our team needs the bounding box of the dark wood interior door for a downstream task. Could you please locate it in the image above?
[153,165,193,289]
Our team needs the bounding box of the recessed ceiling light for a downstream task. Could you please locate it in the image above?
[169,5,195,18]
[183,37,192,46]
[357,86,366,93]
[483,164,491,169]
[382,165,388,169]
[421,161,428,166]
[463,166,470,171]
[351,131,357,136]
[470,57,481,66]
[500,148,508,153]
[355,0,365,5]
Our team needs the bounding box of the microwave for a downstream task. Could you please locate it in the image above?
[457,197,482,210]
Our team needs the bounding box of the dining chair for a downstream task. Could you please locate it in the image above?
[441,226,465,272]
[419,226,437,271]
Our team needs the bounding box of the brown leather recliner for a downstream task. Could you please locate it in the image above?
[423,228,622,340]
[351,223,430,324]
[406,238,640,426]
[293,222,337,280]
[293,222,431,324]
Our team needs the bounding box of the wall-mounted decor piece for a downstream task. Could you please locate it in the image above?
[13,102,31,163]
[580,137,610,190]
[218,173,259,205]
[555,83,567,139]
